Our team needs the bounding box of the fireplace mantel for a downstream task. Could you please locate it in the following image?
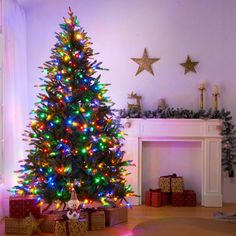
[121,118,222,207]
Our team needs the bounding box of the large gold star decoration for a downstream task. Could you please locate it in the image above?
[25,213,44,235]
[180,56,199,74]
[131,48,160,76]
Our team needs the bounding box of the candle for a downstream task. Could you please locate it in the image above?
[198,83,205,110]
[212,85,219,111]
[213,85,219,94]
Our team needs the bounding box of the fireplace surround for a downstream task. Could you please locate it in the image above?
[121,119,222,207]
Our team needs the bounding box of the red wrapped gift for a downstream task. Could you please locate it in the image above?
[9,195,41,218]
[172,192,184,206]
[161,192,171,206]
[151,190,162,207]
[145,191,152,206]
[184,190,197,207]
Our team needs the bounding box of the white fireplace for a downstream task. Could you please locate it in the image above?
[121,119,222,207]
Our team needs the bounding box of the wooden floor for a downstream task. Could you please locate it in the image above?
[1,204,236,236]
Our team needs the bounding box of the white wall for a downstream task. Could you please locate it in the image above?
[21,0,236,203]
[0,0,2,218]
[1,0,28,216]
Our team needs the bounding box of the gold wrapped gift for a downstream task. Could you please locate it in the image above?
[5,217,28,235]
[159,176,171,192]
[171,177,184,192]
[55,219,87,236]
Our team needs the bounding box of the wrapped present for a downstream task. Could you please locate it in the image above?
[55,219,87,236]
[80,209,105,230]
[145,190,152,206]
[90,210,105,230]
[184,190,197,207]
[79,211,89,230]
[171,177,184,192]
[159,175,171,192]
[41,211,65,233]
[161,192,171,206]
[151,189,162,207]
[172,192,184,206]
[5,217,28,235]
[9,195,41,218]
[103,206,128,226]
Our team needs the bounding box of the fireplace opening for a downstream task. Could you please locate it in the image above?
[141,141,202,204]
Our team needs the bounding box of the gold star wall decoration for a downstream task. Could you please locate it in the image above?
[180,56,199,74]
[131,48,160,76]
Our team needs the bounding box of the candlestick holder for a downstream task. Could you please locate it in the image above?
[198,86,206,110]
[212,91,220,111]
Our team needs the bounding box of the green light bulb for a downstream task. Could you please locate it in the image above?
[81,148,87,154]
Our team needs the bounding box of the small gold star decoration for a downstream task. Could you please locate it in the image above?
[180,56,199,74]
[25,213,44,236]
[131,48,160,76]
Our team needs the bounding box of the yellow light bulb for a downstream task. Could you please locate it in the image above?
[84,199,89,204]
[46,115,51,121]
[98,163,103,168]
[75,33,82,40]
[18,190,24,195]
[64,55,70,62]
[31,120,37,125]
[72,122,79,127]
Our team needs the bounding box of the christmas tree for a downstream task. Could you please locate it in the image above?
[12,8,135,208]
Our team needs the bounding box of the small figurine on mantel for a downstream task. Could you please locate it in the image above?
[128,92,142,112]
[66,189,80,220]
[157,98,168,110]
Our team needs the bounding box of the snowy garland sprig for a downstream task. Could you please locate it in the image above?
[119,108,236,178]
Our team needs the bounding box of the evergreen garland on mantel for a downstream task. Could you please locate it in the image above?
[119,108,236,178]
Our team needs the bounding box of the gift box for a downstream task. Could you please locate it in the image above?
[5,217,28,235]
[145,190,152,206]
[171,177,184,192]
[80,209,105,230]
[9,195,41,218]
[159,176,171,192]
[55,219,87,236]
[103,206,128,226]
[172,192,185,206]
[161,192,171,205]
[80,211,89,230]
[41,211,65,233]
[90,210,105,230]
[184,190,197,207]
[151,189,162,207]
